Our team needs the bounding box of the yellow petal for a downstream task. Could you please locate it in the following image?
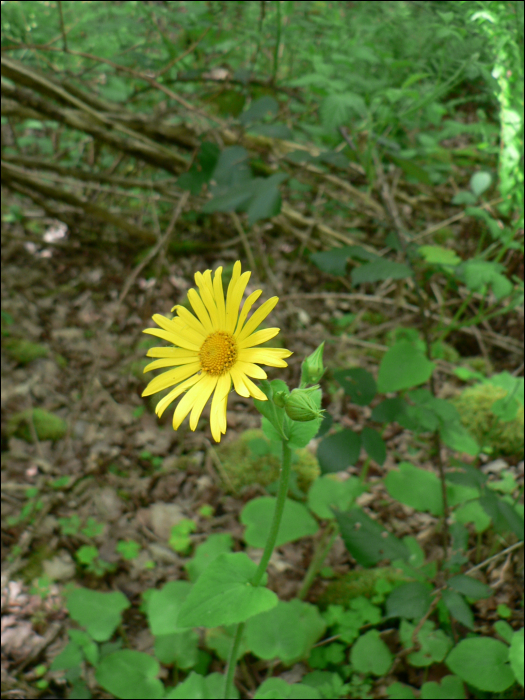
[237,327,280,349]
[234,289,262,336]
[238,347,292,366]
[229,365,251,397]
[142,362,200,396]
[234,360,267,379]
[144,356,198,373]
[147,347,198,359]
[236,297,279,343]
[187,288,214,334]
[189,374,219,430]
[143,327,200,352]
[195,272,219,326]
[173,374,210,429]
[155,374,201,418]
[240,374,267,400]
[174,305,207,338]
[213,267,226,329]
[226,269,251,333]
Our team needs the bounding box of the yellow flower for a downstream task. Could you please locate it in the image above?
[142,261,292,442]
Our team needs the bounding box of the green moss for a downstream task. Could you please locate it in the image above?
[3,338,49,364]
[453,383,524,458]
[215,429,320,494]
[7,408,67,443]
[317,567,411,609]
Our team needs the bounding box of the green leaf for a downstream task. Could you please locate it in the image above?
[335,507,410,566]
[385,582,432,620]
[470,171,492,198]
[146,581,192,636]
[421,675,466,699]
[509,628,524,687]
[240,96,279,125]
[372,397,407,423]
[480,490,524,539]
[307,475,366,519]
[245,599,326,665]
[165,671,239,699]
[350,629,392,676]
[317,429,361,473]
[246,173,288,225]
[177,553,278,628]
[67,588,130,642]
[418,245,461,267]
[377,341,435,393]
[253,677,321,699]
[361,426,386,465]
[446,637,515,692]
[387,682,416,699]
[400,620,452,667]
[310,246,373,276]
[185,533,233,582]
[154,628,199,668]
[453,500,491,533]
[494,620,514,644]
[320,93,367,132]
[241,497,318,548]
[333,367,377,406]
[447,574,492,600]
[459,259,513,300]
[439,421,479,456]
[441,590,474,630]
[384,462,443,516]
[177,141,220,195]
[352,259,413,285]
[95,650,164,699]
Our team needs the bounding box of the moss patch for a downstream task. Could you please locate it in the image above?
[316,567,411,609]
[453,382,524,458]
[7,408,68,443]
[3,338,49,364]
[215,429,320,494]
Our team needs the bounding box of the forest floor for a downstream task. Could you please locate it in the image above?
[1,182,523,698]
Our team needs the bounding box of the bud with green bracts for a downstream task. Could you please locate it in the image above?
[282,386,324,422]
[300,342,325,387]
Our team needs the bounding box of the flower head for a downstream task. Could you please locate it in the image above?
[142,261,292,442]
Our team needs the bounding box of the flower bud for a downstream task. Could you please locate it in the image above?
[273,391,287,408]
[301,342,325,386]
[283,386,323,422]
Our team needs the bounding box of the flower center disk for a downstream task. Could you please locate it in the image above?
[199,331,237,375]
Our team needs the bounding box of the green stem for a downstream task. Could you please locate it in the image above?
[223,440,293,698]
[272,0,282,83]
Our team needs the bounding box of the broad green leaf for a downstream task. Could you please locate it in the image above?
[177,141,220,195]
[418,245,461,266]
[67,588,130,642]
[307,475,366,519]
[240,96,279,125]
[400,620,452,667]
[509,628,524,687]
[164,671,238,699]
[245,599,325,664]
[310,245,377,276]
[253,677,322,699]
[494,620,514,644]
[470,171,492,198]
[385,582,432,620]
[441,590,474,630]
[361,426,386,465]
[95,650,164,699]
[480,490,524,539]
[453,500,491,533]
[377,341,435,393]
[185,533,233,582]
[387,682,416,699]
[350,630,392,676]
[320,93,367,132]
[372,397,407,423]
[446,637,515,692]
[317,429,361,473]
[384,462,443,515]
[421,675,466,699]
[447,574,492,600]
[246,173,288,225]
[154,628,199,668]
[335,507,410,566]
[178,553,277,628]
[333,367,376,405]
[439,421,479,456]
[352,259,413,285]
[147,581,192,635]
[241,497,318,548]
[459,260,513,300]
